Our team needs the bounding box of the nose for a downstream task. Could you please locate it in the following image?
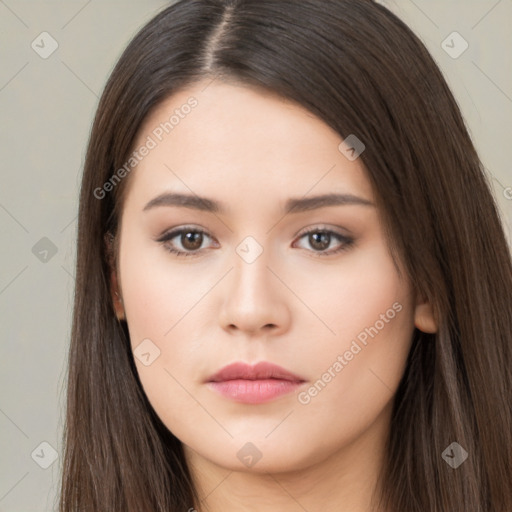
[218,249,291,337]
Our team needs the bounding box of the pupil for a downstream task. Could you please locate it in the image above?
[311,232,330,250]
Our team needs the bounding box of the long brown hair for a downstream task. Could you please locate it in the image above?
[59,0,512,510]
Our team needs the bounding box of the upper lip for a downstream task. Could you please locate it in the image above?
[206,362,305,383]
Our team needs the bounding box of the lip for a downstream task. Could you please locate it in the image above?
[205,362,306,404]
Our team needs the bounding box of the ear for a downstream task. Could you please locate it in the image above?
[413,292,437,333]
[105,232,126,321]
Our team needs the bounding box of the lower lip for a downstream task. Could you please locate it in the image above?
[207,379,303,404]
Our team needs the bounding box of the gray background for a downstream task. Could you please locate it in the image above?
[0,1,511,511]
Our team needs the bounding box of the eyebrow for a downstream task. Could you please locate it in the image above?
[143,192,374,214]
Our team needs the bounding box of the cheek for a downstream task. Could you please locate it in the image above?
[293,242,415,434]
[119,231,211,345]
[118,240,216,435]
[116,230,200,396]
[292,237,414,360]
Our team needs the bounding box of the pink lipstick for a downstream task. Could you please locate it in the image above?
[205,361,306,404]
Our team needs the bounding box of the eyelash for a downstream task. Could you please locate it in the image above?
[156,225,355,259]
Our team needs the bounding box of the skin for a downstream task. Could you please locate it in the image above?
[110,78,437,512]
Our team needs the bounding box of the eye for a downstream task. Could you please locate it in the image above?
[156,225,354,258]
[293,227,354,256]
[156,226,218,258]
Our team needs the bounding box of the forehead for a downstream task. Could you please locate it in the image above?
[125,79,374,211]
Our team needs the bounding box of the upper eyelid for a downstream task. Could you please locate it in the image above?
[157,225,209,238]
[157,224,347,239]
[296,224,349,237]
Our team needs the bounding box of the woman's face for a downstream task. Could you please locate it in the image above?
[113,79,435,475]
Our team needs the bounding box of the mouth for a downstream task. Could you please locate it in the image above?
[205,361,306,404]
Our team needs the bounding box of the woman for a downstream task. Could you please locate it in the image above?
[59,0,512,511]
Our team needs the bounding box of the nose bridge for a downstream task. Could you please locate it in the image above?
[219,236,289,334]
[233,242,272,300]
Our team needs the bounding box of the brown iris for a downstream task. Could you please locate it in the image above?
[181,231,203,251]
[309,232,331,251]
